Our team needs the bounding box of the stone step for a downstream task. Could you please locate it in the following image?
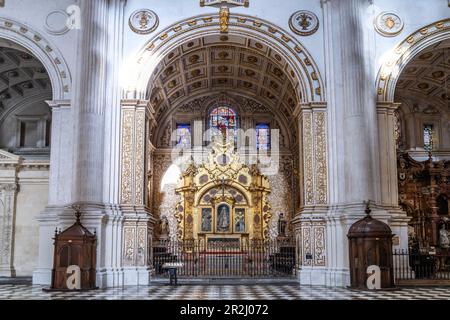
[0,277,32,285]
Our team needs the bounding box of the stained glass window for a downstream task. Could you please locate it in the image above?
[256,123,270,150]
[176,124,191,148]
[210,107,237,138]
[423,124,434,151]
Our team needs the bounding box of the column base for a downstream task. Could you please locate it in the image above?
[298,267,350,287]
[298,267,327,286]
[324,268,350,287]
[123,267,152,286]
[96,268,125,288]
[32,268,51,285]
[0,266,16,278]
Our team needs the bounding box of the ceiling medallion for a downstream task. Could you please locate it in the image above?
[289,10,319,36]
[374,12,404,37]
[44,10,70,35]
[129,9,159,35]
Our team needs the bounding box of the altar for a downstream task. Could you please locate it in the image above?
[174,136,272,243]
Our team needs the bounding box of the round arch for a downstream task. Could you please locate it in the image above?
[376,19,450,103]
[0,91,52,125]
[123,13,325,104]
[195,180,252,207]
[0,17,72,101]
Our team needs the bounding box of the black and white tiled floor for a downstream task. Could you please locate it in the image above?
[0,284,450,300]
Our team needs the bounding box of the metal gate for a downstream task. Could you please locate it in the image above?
[393,249,450,282]
[152,239,298,278]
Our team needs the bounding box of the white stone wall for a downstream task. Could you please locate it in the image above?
[13,165,49,276]
[0,151,49,277]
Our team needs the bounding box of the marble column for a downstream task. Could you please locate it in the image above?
[318,0,395,287]
[33,0,130,288]
[99,0,127,288]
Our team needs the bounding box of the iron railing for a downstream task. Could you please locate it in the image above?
[152,239,297,278]
[393,249,450,281]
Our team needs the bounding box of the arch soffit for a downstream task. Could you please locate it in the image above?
[0,17,72,101]
[128,13,325,104]
[377,19,450,103]
[0,91,52,125]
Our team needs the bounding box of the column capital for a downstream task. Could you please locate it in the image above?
[294,102,328,118]
[121,99,156,124]
[121,99,149,108]
[0,183,19,192]
[45,99,71,110]
[377,101,401,111]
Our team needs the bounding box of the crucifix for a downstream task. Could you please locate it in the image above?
[221,177,226,198]
[200,0,249,33]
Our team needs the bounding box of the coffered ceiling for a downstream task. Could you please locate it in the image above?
[147,34,300,124]
[0,39,52,119]
[396,39,450,115]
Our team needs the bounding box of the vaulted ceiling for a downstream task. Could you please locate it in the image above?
[0,39,52,120]
[147,34,300,125]
[396,39,450,115]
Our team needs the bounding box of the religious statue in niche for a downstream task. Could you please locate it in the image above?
[217,204,230,232]
[201,208,212,232]
[278,213,287,237]
[235,209,245,233]
[160,217,169,239]
[440,224,450,249]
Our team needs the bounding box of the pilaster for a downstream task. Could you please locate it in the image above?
[0,183,19,277]
[120,99,155,285]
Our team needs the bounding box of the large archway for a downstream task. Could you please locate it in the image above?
[375,19,450,283]
[123,13,324,102]
[118,13,328,279]
[0,18,70,279]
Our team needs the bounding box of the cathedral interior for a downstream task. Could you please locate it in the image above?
[0,0,449,300]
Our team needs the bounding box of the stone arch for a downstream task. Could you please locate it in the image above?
[0,17,72,101]
[376,19,450,103]
[123,13,325,104]
[0,92,51,125]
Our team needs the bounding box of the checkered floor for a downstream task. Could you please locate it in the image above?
[0,284,449,300]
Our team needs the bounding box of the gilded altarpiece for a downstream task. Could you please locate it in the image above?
[398,152,450,249]
[174,139,272,243]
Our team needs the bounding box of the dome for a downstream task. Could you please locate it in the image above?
[348,210,392,238]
